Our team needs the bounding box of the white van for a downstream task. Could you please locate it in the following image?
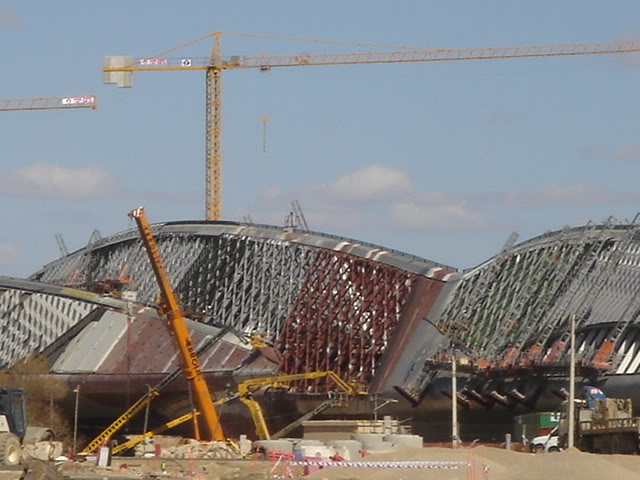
[529,427,560,453]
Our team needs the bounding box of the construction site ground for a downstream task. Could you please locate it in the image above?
[0,446,639,480]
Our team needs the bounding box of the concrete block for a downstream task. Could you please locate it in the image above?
[332,445,351,460]
[383,434,424,448]
[327,440,363,460]
[351,433,386,449]
[253,440,293,454]
[238,435,252,456]
[299,445,335,459]
[294,439,325,447]
[361,440,397,453]
[23,441,63,461]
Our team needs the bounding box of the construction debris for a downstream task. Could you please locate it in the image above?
[135,438,238,459]
[22,442,63,462]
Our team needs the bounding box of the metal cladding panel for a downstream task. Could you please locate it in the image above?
[369,272,448,394]
[0,277,134,368]
[200,342,234,368]
[52,310,126,373]
[0,291,94,368]
[205,342,245,369]
[97,312,177,375]
[338,243,371,257]
[49,300,255,375]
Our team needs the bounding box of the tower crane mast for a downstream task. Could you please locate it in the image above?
[103,34,640,221]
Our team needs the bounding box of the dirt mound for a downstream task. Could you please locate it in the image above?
[308,446,504,480]
[307,446,640,480]
[491,450,640,480]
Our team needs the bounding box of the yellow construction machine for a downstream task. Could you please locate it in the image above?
[236,370,365,440]
[80,206,225,454]
[83,207,364,454]
[111,370,362,453]
[129,207,224,441]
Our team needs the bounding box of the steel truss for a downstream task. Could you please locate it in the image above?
[279,250,415,391]
[31,222,445,392]
[432,218,640,375]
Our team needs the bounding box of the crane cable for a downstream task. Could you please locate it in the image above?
[148,31,451,59]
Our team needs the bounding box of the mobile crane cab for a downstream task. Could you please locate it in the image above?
[0,388,26,465]
[0,388,55,465]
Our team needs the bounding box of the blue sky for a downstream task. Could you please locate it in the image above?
[2,1,640,276]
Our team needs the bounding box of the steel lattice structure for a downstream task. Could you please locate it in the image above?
[30,221,452,391]
[0,277,123,368]
[386,218,640,407]
[437,221,640,371]
[8,217,640,414]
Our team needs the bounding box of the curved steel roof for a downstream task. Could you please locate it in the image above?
[29,221,455,390]
[34,220,455,281]
[433,221,640,368]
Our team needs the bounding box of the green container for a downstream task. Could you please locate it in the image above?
[514,412,560,443]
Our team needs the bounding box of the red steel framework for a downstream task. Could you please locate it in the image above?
[278,249,416,393]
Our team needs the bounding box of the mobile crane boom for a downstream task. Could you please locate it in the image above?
[236,370,364,440]
[128,206,224,441]
[237,370,362,397]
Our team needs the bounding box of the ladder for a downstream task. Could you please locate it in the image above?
[500,223,602,366]
[437,232,519,348]
[546,216,640,365]
[590,215,640,369]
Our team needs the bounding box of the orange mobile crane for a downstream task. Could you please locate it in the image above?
[104,33,640,221]
[128,206,224,441]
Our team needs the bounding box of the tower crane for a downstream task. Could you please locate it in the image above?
[0,95,96,111]
[103,33,640,221]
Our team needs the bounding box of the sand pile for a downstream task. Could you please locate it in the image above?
[307,446,640,480]
[0,472,21,480]
[307,446,504,480]
[476,447,640,480]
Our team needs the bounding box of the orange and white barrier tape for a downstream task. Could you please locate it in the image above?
[289,460,468,469]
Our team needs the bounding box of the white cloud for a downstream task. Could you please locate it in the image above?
[0,9,21,26]
[248,164,487,233]
[488,110,521,125]
[585,144,640,162]
[262,184,283,201]
[257,165,414,209]
[582,143,640,162]
[0,164,120,199]
[390,201,487,232]
[503,184,636,208]
[614,144,640,162]
[0,242,21,266]
[328,165,414,201]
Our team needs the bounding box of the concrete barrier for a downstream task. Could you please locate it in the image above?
[253,439,294,454]
[383,434,424,448]
[326,440,363,460]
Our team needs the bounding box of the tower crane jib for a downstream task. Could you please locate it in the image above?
[103,35,640,221]
[0,95,97,112]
